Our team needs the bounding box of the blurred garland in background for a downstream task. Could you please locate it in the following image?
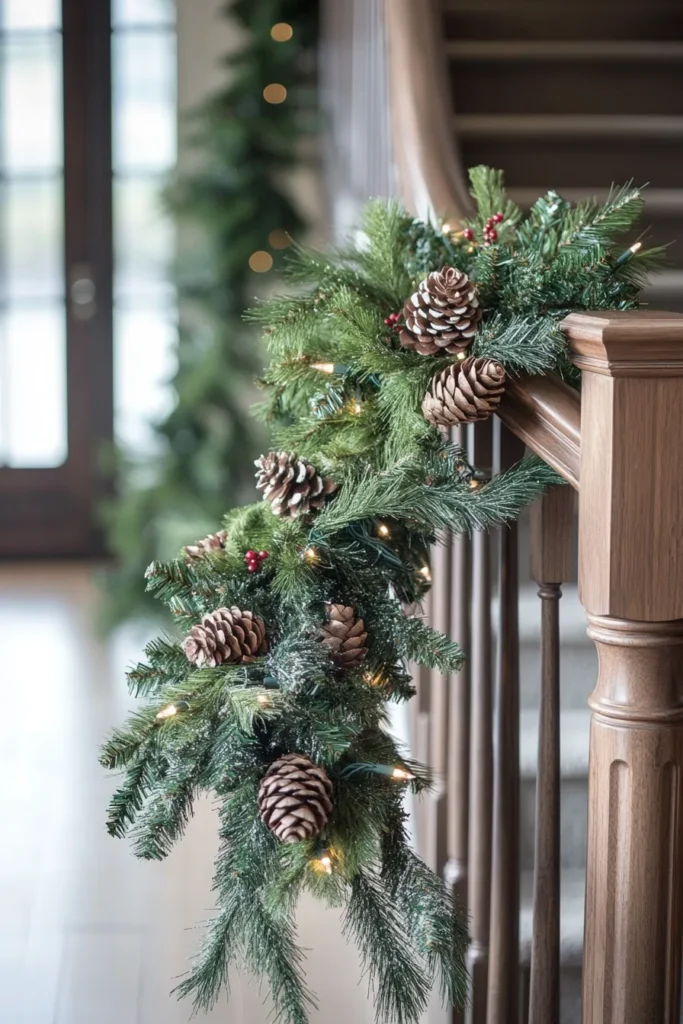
[101,0,319,626]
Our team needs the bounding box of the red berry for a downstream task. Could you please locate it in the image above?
[384,317,392,325]
[245,550,256,560]
[391,312,400,321]
[462,228,474,241]
[486,228,498,242]
[493,212,504,223]
[258,550,269,560]
[248,564,257,573]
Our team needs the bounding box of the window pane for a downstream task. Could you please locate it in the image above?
[113,31,176,173]
[114,304,177,453]
[0,305,66,467]
[112,0,175,27]
[114,176,174,305]
[1,35,62,171]
[2,178,64,301]
[0,0,61,30]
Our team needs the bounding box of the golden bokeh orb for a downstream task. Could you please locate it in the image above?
[263,83,287,104]
[249,250,274,273]
[270,23,293,42]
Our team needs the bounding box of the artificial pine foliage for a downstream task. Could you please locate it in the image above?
[101,0,319,626]
[102,167,662,1024]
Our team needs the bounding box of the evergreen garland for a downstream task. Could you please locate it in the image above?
[101,167,661,1022]
[101,0,319,626]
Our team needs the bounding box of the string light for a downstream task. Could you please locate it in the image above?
[630,241,642,254]
[350,399,362,415]
[156,700,189,721]
[419,565,432,582]
[469,478,481,490]
[256,693,272,707]
[319,852,333,874]
[263,83,287,104]
[304,546,319,563]
[441,222,452,235]
[456,351,466,360]
[270,22,293,41]
[363,671,384,687]
[312,362,335,374]
[391,767,415,781]
[377,523,390,538]
[249,250,273,273]
[268,229,291,249]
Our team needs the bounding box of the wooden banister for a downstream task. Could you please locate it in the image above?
[562,309,683,1024]
[497,374,581,489]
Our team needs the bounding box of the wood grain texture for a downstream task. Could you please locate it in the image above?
[582,615,683,1024]
[497,373,581,489]
[529,485,576,585]
[562,311,683,621]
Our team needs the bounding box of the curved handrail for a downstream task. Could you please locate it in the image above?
[384,0,582,479]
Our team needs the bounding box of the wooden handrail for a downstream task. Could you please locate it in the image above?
[497,373,581,489]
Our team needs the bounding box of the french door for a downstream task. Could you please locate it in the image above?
[0,0,176,556]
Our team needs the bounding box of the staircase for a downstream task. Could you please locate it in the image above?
[442,0,683,312]
[441,3,683,1018]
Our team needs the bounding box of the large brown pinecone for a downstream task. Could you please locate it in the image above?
[422,357,506,427]
[321,604,368,668]
[182,606,268,667]
[258,753,333,843]
[399,267,482,356]
[255,451,338,519]
[183,530,228,561]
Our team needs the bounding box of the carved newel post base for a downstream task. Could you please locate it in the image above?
[583,615,683,1024]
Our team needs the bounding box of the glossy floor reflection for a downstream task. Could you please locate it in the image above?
[0,563,376,1024]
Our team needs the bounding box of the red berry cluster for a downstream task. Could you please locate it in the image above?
[483,211,504,244]
[383,311,402,331]
[244,549,269,573]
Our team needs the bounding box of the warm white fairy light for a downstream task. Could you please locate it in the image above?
[304,546,319,562]
[469,478,481,490]
[352,400,362,415]
[391,767,415,781]
[419,565,432,581]
[312,362,335,374]
[256,693,272,707]
[377,523,390,538]
[456,351,466,361]
[156,704,178,720]
[319,853,333,874]
[629,242,642,254]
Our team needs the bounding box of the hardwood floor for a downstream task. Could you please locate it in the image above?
[0,564,376,1024]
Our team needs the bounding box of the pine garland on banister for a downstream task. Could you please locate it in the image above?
[101,168,662,1023]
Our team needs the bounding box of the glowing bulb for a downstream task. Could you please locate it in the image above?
[377,523,390,538]
[304,546,319,563]
[352,400,362,415]
[456,351,466,360]
[469,478,481,490]
[256,694,271,707]
[441,222,452,234]
[271,22,293,41]
[419,565,432,582]
[312,362,335,374]
[263,83,287,104]
[630,242,642,254]
[391,767,415,781]
[156,704,178,720]
[319,853,333,874]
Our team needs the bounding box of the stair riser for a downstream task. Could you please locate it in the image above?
[521,775,588,872]
[450,61,683,117]
[460,138,683,191]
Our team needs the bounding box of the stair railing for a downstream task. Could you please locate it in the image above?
[383,4,683,1024]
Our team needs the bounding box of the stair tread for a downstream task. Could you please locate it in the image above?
[447,40,683,60]
[455,113,683,137]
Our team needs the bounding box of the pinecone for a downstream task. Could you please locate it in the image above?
[321,604,368,668]
[183,530,228,561]
[255,451,338,519]
[399,267,482,356]
[182,606,268,667]
[422,357,506,427]
[258,753,333,843]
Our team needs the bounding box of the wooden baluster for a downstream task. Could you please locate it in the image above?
[487,424,524,1024]
[560,310,683,1024]
[447,425,471,1024]
[426,532,452,874]
[466,420,494,1024]
[528,486,575,1024]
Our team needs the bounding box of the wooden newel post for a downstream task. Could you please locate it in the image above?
[562,311,683,1024]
